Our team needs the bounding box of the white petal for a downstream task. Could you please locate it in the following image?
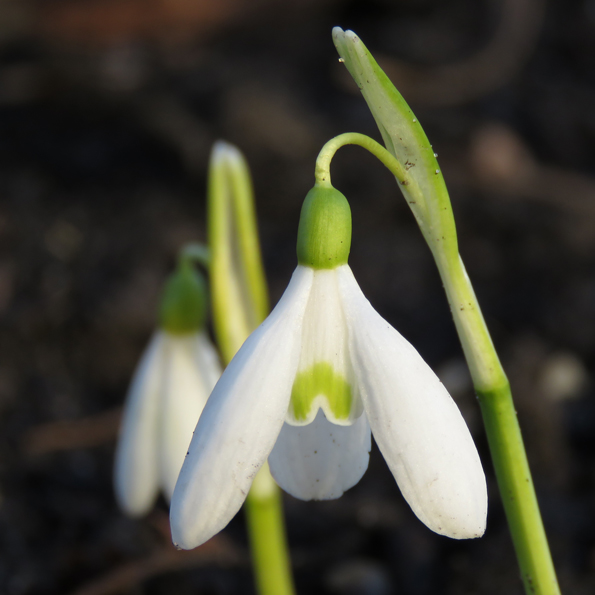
[194,330,223,390]
[159,333,221,501]
[269,409,371,500]
[113,332,165,516]
[337,266,487,539]
[287,269,362,426]
[170,266,313,549]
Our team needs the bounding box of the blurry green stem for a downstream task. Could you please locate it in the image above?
[245,464,294,595]
[208,141,295,595]
[315,133,560,595]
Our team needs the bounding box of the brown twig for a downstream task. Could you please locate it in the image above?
[22,407,122,456]
[68,533,245,595]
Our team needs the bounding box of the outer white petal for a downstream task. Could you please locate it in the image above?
[159,333,221,501]
[113,332,165,516]
[337,266,487,539]
[269,409,371,500]
[170,266,313,549]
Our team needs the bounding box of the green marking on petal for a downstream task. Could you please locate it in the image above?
[290,362,353,422]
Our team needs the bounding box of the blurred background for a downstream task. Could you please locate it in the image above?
[1,0,595,593]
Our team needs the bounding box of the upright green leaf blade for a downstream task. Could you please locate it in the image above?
[333,27,458,260]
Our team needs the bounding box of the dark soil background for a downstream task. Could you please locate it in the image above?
[1,0,595,593]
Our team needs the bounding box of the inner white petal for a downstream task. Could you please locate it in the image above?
[286,268,362,426]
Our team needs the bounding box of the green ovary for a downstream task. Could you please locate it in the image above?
[290,362,353,422]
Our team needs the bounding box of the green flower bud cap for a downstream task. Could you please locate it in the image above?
[159,260,207,334]
[296,184,352,269]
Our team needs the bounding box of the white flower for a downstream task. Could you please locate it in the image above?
[170,264,487,549]
[114,330,221,516]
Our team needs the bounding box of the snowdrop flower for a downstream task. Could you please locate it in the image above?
[171,184,487,548]
[114,256,221,516]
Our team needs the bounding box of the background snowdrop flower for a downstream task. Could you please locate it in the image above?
[114,253,221,517]
[171,184,487,549]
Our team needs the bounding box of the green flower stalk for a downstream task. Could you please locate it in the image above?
[329,27,561,595]
[204,141,295,595]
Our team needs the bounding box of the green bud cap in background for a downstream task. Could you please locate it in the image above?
[296,184,352,269]
[159,260,207,334]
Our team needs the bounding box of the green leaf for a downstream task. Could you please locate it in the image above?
[208,141,270,363]
[333,27,458,261]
